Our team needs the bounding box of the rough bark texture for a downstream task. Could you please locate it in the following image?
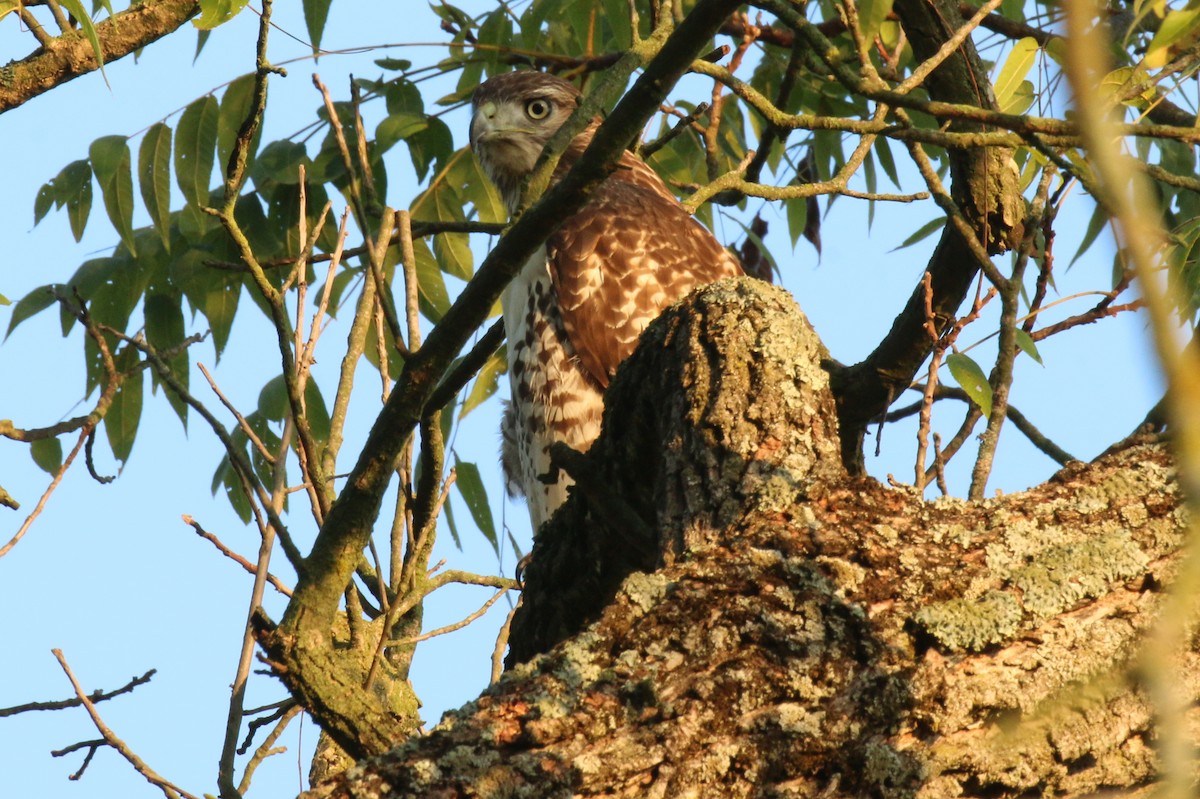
[0,0,202,114]
[304,278,1194,799]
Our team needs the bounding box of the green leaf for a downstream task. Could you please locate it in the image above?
[1098,65,1157,109]
[203,275,240,360]
[139,123,173,252]
[386,78,424,115]
[873,136,902,188]
[145,292,189,425]
[303,0,332,52]
[476,7,513,75]
[217,73,260,176]
[1001,80,1035,115]
[375,113,428,155]
[407,117,453,182]
[1145,2,1200,68]
[946,352,993,418]
[195,29,211,61]
[857,0,894,43]
[176,95,219,207]
[59,160,94,243]
[993,37,1039,112]
[0,293,9,306]
[212,454,252,523]
[194,0,250,29]
[460,346,506,418]
[30,438,64,475]
[459,152,507,224]
[89,135,137,256]
[376,57,412,72]
[454,457,498,552]
[1014,328,1043,365]
[250,140,309,188]
[106,348,144,463]
[434,231,473,281]
[34,183,54,226]
[443,493,462,548]
[891,217,945,251]
[305,379,331,445]
[413,239,450,321]
[1044,36,1067,66]
[786,196,807,249]
[1070,203,1109,267]
[57,0,108,86]
[258,375,288,422]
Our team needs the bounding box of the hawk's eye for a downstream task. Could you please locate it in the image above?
[525,98,552,120]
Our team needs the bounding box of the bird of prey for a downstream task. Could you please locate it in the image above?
[469,71,743,532]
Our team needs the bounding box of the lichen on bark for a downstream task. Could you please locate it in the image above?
[305,278,1193,799]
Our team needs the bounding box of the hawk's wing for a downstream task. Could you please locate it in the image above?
[547,163,743,389]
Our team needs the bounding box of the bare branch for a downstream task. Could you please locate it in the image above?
[0,670,156,717]
[52,649,201,799]
[182,515,293,597]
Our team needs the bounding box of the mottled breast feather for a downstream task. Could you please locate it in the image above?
[471,71,744,530]
[547,126,743,388]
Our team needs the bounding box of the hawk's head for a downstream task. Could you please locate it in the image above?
[470,72,581,209]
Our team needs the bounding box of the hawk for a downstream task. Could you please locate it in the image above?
[470,71,743,531]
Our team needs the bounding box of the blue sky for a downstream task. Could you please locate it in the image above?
[0,3,1162,797]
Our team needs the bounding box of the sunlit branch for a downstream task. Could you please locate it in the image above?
[52,649,201,799]
[0,669,156,717]
[182,515,293,597]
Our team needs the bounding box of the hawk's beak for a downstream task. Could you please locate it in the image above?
[469,101,499,149]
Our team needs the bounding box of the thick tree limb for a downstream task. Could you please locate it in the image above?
[307,278,1189,799]
[0,0,202,114]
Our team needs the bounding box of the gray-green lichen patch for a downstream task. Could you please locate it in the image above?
[739,702,825,736]
[1073,460,1176,514]
[621,571,672,614]
[746,466,809,514]
[914,590,1023,652]
[1010,532,1148,619]
[553,631,606,686]
[440,744,500,774]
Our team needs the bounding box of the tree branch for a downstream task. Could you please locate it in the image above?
[0,669,156,717]
[0,0,201,114]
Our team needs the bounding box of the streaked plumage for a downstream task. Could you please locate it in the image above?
[470,71,743,531]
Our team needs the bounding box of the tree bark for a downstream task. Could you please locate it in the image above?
[304,278,1193,798]
[0,0,202,114]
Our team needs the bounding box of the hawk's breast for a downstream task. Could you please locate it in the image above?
[501,246,606,530]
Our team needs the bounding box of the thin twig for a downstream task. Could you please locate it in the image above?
[890,384,1077,466]
[112,330,303,571]
[51,738,107,780]
[640,101,710,158]
[398,210,422,353]
[238,703,302,795]
[969,168,1052,498]
[491,601,519,685]
[1,670,155,717]
[198,363,276,465]
[0,426,90,559]
[52,649,201,799]
[389,588,509,646]
[182,515,293,597]
[426,319,506,415]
